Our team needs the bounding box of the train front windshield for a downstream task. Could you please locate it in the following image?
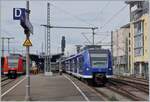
[90,53,108,68]
[8,56,18,68]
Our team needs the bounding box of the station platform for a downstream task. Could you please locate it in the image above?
[1,73,102,101]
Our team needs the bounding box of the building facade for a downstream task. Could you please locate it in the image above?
[112,24,130,76]
[126,1,149,79]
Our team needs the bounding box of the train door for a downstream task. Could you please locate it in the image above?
[23,59,26,74]
[17,57,24,74]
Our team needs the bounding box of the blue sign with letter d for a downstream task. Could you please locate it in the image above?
[13,8,26,20]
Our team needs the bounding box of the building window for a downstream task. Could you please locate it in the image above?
[134,48,143,56]
[134,21,144,56]
[134,35,143,48]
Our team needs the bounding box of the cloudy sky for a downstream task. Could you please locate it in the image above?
[0,0,129,56]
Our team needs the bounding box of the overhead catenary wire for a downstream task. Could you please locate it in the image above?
[81,33,92,44]
[100,5,128,29]
[95,32,111,45]
[95,5,128,46]
[50,3,95,27]
[93,1,111,21]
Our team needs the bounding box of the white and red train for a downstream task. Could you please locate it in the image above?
[1,54,26,78]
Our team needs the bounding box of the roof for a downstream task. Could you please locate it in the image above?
[64,50,85,61]
[121,23,130,28]
[125,1,138,4]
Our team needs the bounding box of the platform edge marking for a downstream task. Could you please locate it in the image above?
[63,75,90,101]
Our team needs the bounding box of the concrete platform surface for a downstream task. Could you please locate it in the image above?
[2,74,86,101]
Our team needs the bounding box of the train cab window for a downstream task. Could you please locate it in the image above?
[90,53,108,68]
[8,56,18,68]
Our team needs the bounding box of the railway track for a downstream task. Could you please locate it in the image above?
[67,74,131,101]
[1,79,15,87]
[106,79,148,101]
[115,76,148,85]
[126,77,148,83]
[1,77,9,82]
[65,73,148,101]
[1,75,25,96]
[1,76,9,82]
[111,78,149,94]
[1,76,12,87]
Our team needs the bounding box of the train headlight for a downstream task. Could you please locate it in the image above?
[86,68,89,71]
[109,68,112,70]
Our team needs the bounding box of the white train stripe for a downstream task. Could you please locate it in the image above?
[1,76,26,97]
[64,75,90,101]
[71,72,92,78]
[66,71,92,79]
[3,72,8,74]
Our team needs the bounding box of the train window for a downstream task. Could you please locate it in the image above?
[74,59,77,67]
[8,56,19,68]
[70,60,73,71]
[77,58,80,68]
[78,56,84,69]
[67,61,69,70]
[90,53,108,67]
[72,59,75,69]
[67,61,70,71]
[74,58,77,72]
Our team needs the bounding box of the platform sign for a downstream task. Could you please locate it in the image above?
[13,8,25,20]
[23,39,32,46]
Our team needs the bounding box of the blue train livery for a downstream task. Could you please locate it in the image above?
[62,46,113,85]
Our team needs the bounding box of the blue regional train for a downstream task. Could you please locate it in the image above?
[61,45,113,85]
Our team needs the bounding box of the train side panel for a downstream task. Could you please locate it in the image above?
[3,57,9,75]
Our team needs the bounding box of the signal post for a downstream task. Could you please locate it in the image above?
[23,1,33,101]
[13,0,33,100]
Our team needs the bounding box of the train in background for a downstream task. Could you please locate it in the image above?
[1,54,26,78]
[61,45,113,85]
[1,54,43,79]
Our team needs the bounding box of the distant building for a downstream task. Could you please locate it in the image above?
[112,24,130,76]
[125,1,149,79]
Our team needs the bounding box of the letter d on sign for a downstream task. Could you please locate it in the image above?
[15,8,22,18]
[13,8,25,20]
